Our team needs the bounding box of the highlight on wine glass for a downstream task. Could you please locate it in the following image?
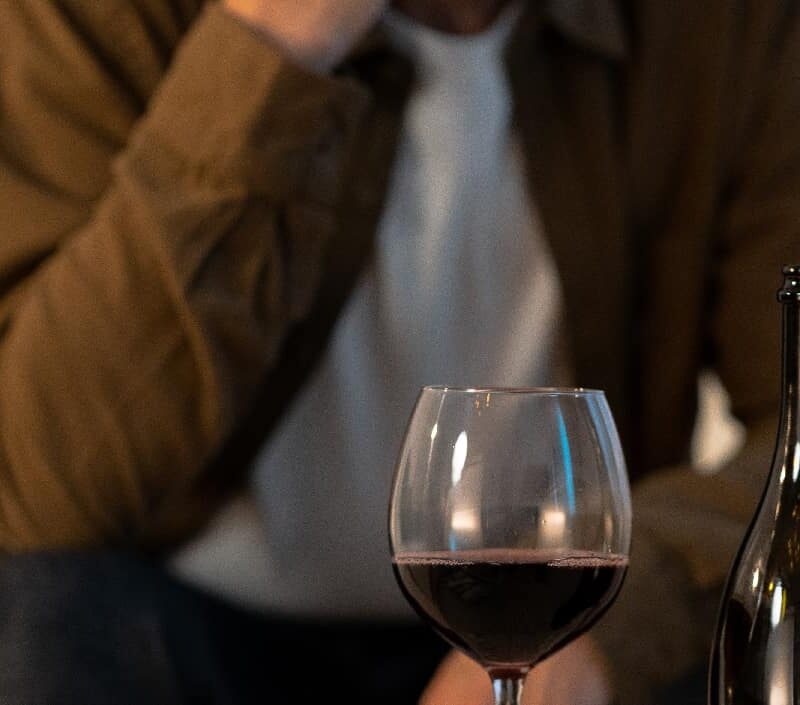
[389,386,632,705]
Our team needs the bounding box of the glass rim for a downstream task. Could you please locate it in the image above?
[420,385,605,396]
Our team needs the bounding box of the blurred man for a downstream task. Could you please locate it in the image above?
[0,0,797,703]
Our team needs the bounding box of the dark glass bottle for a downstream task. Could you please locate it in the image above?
[709,265,800,705]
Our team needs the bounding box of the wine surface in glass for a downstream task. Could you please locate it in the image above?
[393,548,627,674]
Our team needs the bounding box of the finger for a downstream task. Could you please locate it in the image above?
[420,650,494,705]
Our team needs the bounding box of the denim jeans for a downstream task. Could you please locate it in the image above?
[0,551,448,705]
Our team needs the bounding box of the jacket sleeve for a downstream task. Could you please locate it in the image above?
[0,1,369,550]
[592,3,800,703]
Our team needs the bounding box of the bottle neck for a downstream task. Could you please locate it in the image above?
[778,302,800,473]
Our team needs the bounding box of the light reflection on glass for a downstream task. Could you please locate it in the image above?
[771,582,785,628]
[769,678,790,705]
[451,431,468,485]
[604,512,614,543]
[540,508,567,545]
[451,509,479,532]
[765,587,793,705]
[555,408,576,513]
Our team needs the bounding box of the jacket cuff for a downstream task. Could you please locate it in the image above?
[127,2,370,203]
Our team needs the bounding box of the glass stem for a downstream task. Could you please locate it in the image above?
[492,677,524,705]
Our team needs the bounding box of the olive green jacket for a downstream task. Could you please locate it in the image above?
[0,0,798,701]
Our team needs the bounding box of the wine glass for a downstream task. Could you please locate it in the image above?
[389,387,632,705]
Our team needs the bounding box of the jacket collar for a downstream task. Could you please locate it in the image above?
[542,0,628,61]
[348,0,628,66]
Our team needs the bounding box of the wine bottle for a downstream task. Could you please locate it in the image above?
[709,265,800,705]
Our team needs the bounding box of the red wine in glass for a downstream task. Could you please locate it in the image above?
[393,548,628,677]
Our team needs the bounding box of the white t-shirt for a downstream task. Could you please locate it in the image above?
[169,3,568,618]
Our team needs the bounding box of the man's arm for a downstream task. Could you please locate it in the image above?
[0,0,372,550]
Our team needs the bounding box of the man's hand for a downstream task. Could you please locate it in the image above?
[222,0,388,72]
[420,636,613,705]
